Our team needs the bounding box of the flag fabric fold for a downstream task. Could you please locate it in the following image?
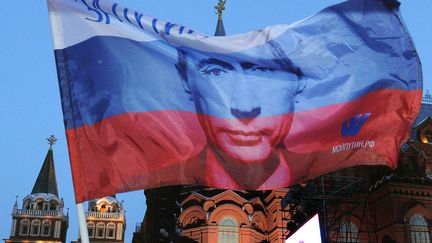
[48,0,422,203]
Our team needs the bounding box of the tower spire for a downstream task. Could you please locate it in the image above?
[13,196,18,209]
[214,0,227,36]
[31,136,59,196]
[47,135,58,150]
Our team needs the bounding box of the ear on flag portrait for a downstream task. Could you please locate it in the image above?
[47,0,422,204]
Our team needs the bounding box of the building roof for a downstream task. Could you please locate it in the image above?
[214,0,226,36]
[408,92,432,129]
[409,101,432,141]
[414,102,432,126]
[214,19,226,36]
[31,148,59,197]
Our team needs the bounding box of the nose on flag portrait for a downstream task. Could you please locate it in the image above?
[47,0,422,203]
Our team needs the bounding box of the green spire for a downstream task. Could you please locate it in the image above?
[31,136,59,196]
[214,0,226,36]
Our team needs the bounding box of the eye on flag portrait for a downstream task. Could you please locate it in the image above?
[48,0,422,203]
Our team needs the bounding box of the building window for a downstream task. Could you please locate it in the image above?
[116,223,123,240]
[49,200,58,210]
[410,214,430,243]
[106,223,116,239]
[24,200,30,210]
[87,222,95,238]
[54,220,61,238]
[36,201,44,210]
[338,220,359,242]
[96,223,105,239]
[19,219,30,236]
[41,220,51,237]
[218,216,239,243]
[30,219,41,236]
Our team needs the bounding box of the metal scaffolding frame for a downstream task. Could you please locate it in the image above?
[282,174,376,243]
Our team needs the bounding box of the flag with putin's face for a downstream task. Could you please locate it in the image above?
[48,0,421,203]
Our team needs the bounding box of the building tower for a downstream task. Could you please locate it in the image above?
[4,135,69,243]
[78,195,126,243]
[214,0,226,36]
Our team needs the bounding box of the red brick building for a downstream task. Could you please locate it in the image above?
[178,189,290,242]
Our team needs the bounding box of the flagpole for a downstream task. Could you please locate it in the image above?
[77,203,90,243]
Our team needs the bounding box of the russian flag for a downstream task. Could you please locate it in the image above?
[48,0,422,203]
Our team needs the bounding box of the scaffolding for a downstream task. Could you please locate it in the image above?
[282,174,376,243]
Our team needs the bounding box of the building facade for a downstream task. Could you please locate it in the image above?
[178,189,290,242]
[4,136,69,243]
[3,136,127,243]
[73,196,126,243]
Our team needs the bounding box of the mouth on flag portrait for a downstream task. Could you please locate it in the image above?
[48,0,422,203]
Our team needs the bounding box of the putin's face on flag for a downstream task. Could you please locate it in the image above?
[177,42,304,164]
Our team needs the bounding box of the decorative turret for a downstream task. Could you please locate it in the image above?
[423,90,432,104]
[79,195,126,243]
[4,136,69,243]
[31,135,59,196]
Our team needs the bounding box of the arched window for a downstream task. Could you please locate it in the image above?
[410,214,430,243]
[49,200,59,210]
[95,222,105,239]
[36,200,44,210]
[116,223,123,240]
[218,216,239,243]
[23,200,30,210]
[30,219,41,236]
[106,223,116,239]
[41,220,51,236]
[338,220,359,242]
[87,222,95,238]
[19,219,30,236]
